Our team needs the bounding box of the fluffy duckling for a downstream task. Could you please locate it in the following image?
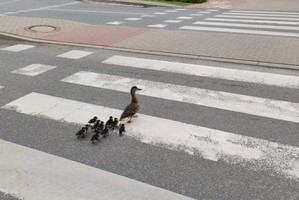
[88,116,98,124]
[120,86,141,123]
[111,117,119,130]
[102,125,109,138]
[119,124,125,136]
[76,127,87,139]
[92,120,101,130]
[106,116,113,128]
[91,131,101,144]
[96,121,105,132]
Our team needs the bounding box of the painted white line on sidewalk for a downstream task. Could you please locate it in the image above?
[62,71,299,123]
[48,8,145,15]
[216,15,299,21]
[125,17,142,21]
[154,12,166,15]
[147,24,167,28]
[1,44,35,52]
[206,18,299,25]
[229,10,299,15]
[193,21,299,31]
[164,20,182,23]
[177,16,193,19]
[3,92,299,179]
[224,12,299,18]
[180,26,299,38]
[106,21,123,25]
[0,139,194,200]
[11,64,56,76]
[3,1,79,15]
[57,50,93,59]
[102,56,299,89]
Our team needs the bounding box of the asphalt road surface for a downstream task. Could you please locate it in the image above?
[1,0,299,38]
[0,37,299,199]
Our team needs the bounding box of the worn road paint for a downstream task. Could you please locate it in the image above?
[62,71,299,123]
[193,21,299,31]
[224,12,299,18]
[180,26,299,38]
[1,44,35,52]
[102,55,299,89]
[57,50,93,59]
[206,18,299,25]
[229,10,299,15]
[3,92,299,179]
[215,15,299,21]
[0,139,194,200]
[11,64,56,76]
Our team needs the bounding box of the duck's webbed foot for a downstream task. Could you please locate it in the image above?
[133,114,139,118]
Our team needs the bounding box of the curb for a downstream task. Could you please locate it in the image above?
[1,32,298,71]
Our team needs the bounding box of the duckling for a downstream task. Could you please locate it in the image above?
[97,121,105,131]
[92,120,101,130]
[88,116,98,124]
[120,86,141,123]
[76,127,87,139]
[102,125,109,138]
[106,116,113,128]
[91,131,101,144]
[119,124,125,136]
[111,117,119,130]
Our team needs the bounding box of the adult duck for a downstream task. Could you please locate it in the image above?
[120,86,142,123]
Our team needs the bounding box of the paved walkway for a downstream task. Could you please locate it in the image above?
[1,15,299,69]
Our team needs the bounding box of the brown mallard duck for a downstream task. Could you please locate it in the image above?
[120,86,142,123]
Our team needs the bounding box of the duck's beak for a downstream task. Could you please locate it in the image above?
[136,87,142,90]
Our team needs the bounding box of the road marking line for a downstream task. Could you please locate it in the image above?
[153,12,166,15]
[141,14,155,17]
[176,9,186,11]
[193,21,299,31]
[11,64,56,76]
[198,11,211,14]
[177,16,193,19]
[216,15,299,21]
[165,10,177,13]
[180,26,299,38]
[3,92,299,179]
[106,21,123,25]
[57,50,93,60]
[102,55,299,89]
[147,24,167,28]
[3,1,79,15]
[48,8,145,15]
[1,44,35,52]
[164,20,182,23]
[190,14,203,16]
[0,86,4,89]
[125,17,142,21]
[206,18,299,25]
[224,12,299,18]
[62,71,299,123]
[229,10,299,15]
[206,9,219,11]
[0,139,194,200]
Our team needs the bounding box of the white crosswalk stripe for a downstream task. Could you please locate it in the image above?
[62,71,299,123]
[102,55,299,89]
[2,92,299,179]
[1,44,35,52]
[11,64,56,76]
[0,139,194,200]
[181,10,299,37]
[229,10,299,15]
[57,50,93,59]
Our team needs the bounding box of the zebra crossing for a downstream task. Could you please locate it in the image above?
[180,10,299,37]
[1,43,299,199]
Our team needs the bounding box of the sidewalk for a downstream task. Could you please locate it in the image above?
[1,16,299,70]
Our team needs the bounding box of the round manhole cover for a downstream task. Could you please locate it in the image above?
[28,25,58,33]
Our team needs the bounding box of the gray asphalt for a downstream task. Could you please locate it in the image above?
[1,0,299,36]
[1,37,299,199]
